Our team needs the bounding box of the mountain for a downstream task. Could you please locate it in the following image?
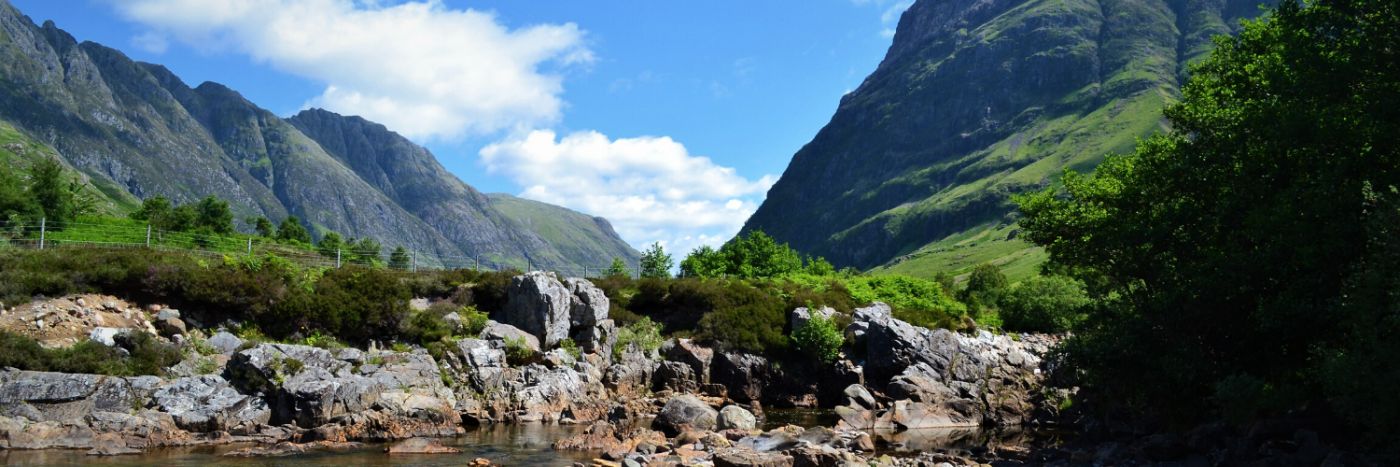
[0,0,638,270]
[743,0,1267,280]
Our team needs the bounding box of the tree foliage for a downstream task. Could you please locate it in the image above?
[640,242,673,278]
[791,314,844,364]
[1014,0,1400,432]
[604,257,630,278]
[276,216,312,245]
[389,246,411,269]
[998,274,1089,332]
[679,230,833,279]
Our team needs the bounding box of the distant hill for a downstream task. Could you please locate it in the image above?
[743,0,1268,280]
[0,0,638,270]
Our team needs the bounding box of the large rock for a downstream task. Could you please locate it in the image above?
[501,271,575,347]
[151,375,270,432]
[662,338,714,386]
[789,306,836,333]
[712,352,771,403]
[0,370,160,423]
[224,344,381,427]
[501,272,615,351]
[359,351,457,421]
[653,361,699,394]
[717,405,757,431]
[653,394,718,436]
[480,320,541,353]
[205,331,245,355]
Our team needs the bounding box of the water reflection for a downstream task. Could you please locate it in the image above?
[0,424,596,467]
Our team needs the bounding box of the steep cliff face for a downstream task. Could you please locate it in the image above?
[0,0,638,269]
[743,0,1266,277]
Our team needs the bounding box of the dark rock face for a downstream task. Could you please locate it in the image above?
[150,375,269,432]
[0,2,637,271]
[742,0,1271,271]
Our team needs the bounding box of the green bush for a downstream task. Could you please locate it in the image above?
[558,338,581,360]
[791,314,844,364]
[504,336,536,365]
[613,317,664,358]
[999,275,1089,332]
[0,330,181,376]
[847,275,968,330]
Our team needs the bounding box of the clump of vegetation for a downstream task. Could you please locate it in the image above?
[791,314,844,364]
[503,336,536,365]
[847,275,968,330]
[998,275,1088,332]
[558,338,581,361]
[679,230,833,279]
[0,330,181,376]
[613,317,664,359]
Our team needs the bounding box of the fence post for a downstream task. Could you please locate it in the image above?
[38,218,45,250]
[246,238,252,256]
[411,250,417,272]
[336,248,342,268]
[582,266,588,278]
[145,225,152,247]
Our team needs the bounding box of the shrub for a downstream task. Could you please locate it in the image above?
[458,305,489,337]
[999,275,1089,332]
[613,317,664,359]
[847,275,967,330]
[558,338,581,360]
[504,336,536,365]
[791,314,844,364]
[0,330,181,376]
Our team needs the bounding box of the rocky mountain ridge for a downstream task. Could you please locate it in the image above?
[743,0,1269,278]
[0,0,638,270]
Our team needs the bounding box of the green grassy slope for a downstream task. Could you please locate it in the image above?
[0,120,138,216]
[487,194,642,270]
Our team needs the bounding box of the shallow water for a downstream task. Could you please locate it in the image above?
[1,424,597,467]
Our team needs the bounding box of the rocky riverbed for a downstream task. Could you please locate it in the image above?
[0,271,1073,465]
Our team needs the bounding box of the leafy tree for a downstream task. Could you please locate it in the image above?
[349,237,382,265]
[389,246,411,270]
[679,245,727,278]
[28,157,86,227]
[803,255,836,276]
[276,216,311,244]
[999,275,1089,332]
[1014,0,1400,430]
[0,168,39,223]
[317,231,344,258]
[193,196,234,234]
[603,257,630,278]
[791,314,844,364]
[252,217,276,238]
[958,263,1008,310]
[639,242,673,278]
[722,230,802,279]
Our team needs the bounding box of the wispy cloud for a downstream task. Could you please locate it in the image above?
[109,0,592,140]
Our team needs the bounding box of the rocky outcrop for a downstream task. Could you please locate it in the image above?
[717,405,757,431]
[501,272,616,353]
[151,375,269,432]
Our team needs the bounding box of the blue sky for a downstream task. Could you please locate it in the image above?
[12,0,912,254]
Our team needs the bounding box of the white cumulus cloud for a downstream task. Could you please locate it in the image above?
[109,0,592,140]
[480,130,776,255]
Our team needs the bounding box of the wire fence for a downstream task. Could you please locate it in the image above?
[0,218,638,279]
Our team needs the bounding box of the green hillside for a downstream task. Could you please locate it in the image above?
[743,0,1269,279]
[0,120,137,217]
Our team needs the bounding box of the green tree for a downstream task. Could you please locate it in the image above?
[721,230,802,279]
[0,168,39,223]
[999,275,1089,332]
[603,257,630,278]
[958,263,1007,310]
[252,217,276,238]
[28,158,86,228]
[349,237,382,265]
[275,216,312,244]
[193,196,234,234]
[679,245,726,278]
[639,242,673,278]
[317,231,344,258]
[1014,0,1400,429]
[803,255,836,276]
[389,246,411,270]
